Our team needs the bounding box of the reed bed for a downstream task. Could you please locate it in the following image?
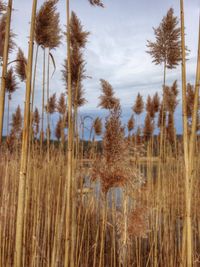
[0,141,200,266]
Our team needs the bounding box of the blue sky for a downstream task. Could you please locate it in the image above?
[2,0,200,135]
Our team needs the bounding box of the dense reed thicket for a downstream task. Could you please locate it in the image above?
[0,0,199,266]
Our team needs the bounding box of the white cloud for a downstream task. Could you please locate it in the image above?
[2,0,199,134]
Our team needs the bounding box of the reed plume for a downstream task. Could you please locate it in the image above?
[93,90,143,193]
[57,93,67,147]
[88,0,104,7]
[55,116,62,141]
[146,95,156,119]
[186,83,195,119]
[93,117,102,136]
[47,93,57,114]
[163,81,179,145]
[15,48,27,82]
[167,112,176,144]
[63,12,89,108]
[6,67,18,96]
[133,93,144,115]
[33,107,40,138]
[157,102,166,129]
[98,79,119,110]
[0,0,6,14]
[143,113,154,141]
[92,104,128,193]
[10,105,22,139]
[5,67,18,135]
[128,114,134,134]
[35,0,61,49]
[136,126,142,145]
[152,92,160,113]
[164,81,179,114]
[0,13,15,59]
[57,93,66,115]
[147,8,181,69]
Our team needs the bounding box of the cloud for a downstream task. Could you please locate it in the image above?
[2,0,199,135]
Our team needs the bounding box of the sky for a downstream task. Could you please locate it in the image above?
[1,0,200,136]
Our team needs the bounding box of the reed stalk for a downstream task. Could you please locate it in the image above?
[0,0,12,144]
[14,1,37,266]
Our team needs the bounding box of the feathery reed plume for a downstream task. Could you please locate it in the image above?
[35,0,61,48]
[89,0,104,7]
[98,79,119,110]
[5,67,18,135]
[6,67,18,96]
[92,104,127,193]
[93,117,102,136]
[57,93,66,115]
[63,47,86,107]
[63,12,89,107]
[33,107,40,138]
[116,206,149,241]
[35,0,61,151]
[147,8,181,158]
[164,81,179,114]
[127,206,149,238]
[0,0,13,143]
[186,83,195,119]
[136,126,142,145]
[167,112,176,144]
[164,81,179,144]
[146,95,156,119]
[143,113,154,141]
[128,114,134,134]
[133,93,144,115]
[157,102,166,129]
[147,8,181,69]
[0,13,15,59]
[10,105,22,139]
[70,11,89,49]
[152,92,160,113]
[15,48,27,82]
[0,0,6,15]
[92,96,143,193]
[57,92,66,147]
[55,116,62,141]
[47,93,56,114]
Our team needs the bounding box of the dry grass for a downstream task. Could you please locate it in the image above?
[0,140,200,266]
